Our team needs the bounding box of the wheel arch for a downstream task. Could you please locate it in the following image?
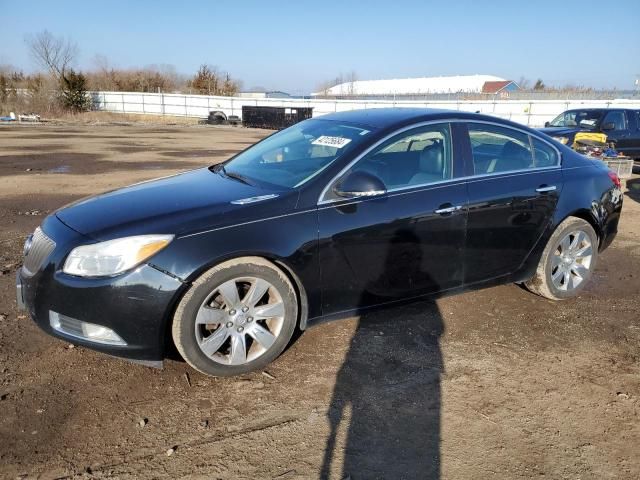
[210,110,227,120]
[556,208,603,248]
[162,253,309,358]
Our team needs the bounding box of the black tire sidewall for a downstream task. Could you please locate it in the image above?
[174,262,297,377]
[543,220,598,300]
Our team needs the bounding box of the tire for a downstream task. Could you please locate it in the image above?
[208,111,227,125]
[525,217,598,300]
[172,257,298,377]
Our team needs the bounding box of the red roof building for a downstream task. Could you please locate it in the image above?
[481,80,520,95]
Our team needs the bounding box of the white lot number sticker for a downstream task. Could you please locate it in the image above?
[312,136,352,149]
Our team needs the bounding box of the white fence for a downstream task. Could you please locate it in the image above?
[92,91,640,128]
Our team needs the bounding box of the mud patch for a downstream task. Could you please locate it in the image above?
[0,153,205,175]
[109,145,162,154]
[12,134,129,140]
[0,193,87,234]
[2,144,72,152]
[161,149,238,158]
[129,128,186,134]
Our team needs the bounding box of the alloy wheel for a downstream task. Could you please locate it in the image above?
[550,229,593,292]
[194,276,285,365]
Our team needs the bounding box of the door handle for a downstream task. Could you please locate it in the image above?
[535,185,557,193]
[434,205,463,214]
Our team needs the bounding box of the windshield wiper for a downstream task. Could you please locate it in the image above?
[220,166,254,186]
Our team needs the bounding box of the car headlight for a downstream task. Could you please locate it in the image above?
[63,234,174,277]
[554,136,570,145]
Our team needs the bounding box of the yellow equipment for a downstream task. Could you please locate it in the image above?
[572,131,607,148]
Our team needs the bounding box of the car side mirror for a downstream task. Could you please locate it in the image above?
[333,171,387,199]
[544,121,550,127]
[601,122,615,131]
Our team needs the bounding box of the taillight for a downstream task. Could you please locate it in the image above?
[608,171,621,188]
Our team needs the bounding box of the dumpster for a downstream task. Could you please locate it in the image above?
[242,106,313,130]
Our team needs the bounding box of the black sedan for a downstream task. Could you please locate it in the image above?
[17,109,622,376]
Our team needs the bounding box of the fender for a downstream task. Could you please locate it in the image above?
[150,207,320,332]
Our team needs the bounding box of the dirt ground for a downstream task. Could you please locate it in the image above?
[0,122,639,480]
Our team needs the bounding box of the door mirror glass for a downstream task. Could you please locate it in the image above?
[333,171,387,198]
[544,121,550,127]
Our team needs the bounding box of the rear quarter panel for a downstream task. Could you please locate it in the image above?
[512,150,621,283]
[554,153,622,251]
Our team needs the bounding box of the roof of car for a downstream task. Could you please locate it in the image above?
[564,107,636,112]
[317,108,503,129]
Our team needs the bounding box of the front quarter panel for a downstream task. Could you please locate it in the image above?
[149,208,321,318]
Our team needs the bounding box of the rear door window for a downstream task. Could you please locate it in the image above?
[467,123,534,174]
[602,111,627,131]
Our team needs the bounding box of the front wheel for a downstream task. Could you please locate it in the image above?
[172,257,298,377]
[525,217,598,300]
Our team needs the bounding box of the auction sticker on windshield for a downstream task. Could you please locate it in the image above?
[312,136,352,148]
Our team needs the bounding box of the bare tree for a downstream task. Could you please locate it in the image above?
[517,76,531,90]
[91,54,111,73]
[346,71,358,96]
[26,30,78,78]
[25,31,89,112]
[188,64,240,96]
[315,74,346,97]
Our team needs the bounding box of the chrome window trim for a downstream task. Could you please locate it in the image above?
[317,118,563,206]
[317,166,562,209]
[462,165,561,184]
[317,178,469,211]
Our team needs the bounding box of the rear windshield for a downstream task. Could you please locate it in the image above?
[220,119,374,188]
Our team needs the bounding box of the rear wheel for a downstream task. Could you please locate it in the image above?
[525,217,598,300]
[172,257,298,377]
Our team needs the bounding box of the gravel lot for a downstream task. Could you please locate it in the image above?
[0,123,639,480]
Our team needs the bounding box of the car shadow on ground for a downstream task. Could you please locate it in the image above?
[625,177,640,203]
[321,229,443,479]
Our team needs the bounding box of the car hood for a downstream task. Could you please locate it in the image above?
[55,168,295,240]
[538,127,580,137]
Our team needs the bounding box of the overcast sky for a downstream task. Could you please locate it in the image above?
[2,0,639,94]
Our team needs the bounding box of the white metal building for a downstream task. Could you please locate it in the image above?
[312,74,511,97]
[237,90,291,99]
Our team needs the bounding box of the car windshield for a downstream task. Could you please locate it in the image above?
[218,119,373,188]
[548,110,603,129]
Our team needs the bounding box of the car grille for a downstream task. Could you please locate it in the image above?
[22,227,56,276]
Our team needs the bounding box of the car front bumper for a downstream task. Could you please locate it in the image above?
[17,215,185,364]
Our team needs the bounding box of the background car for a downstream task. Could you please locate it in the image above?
[18,109,623,377]
[540,108,640,159]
